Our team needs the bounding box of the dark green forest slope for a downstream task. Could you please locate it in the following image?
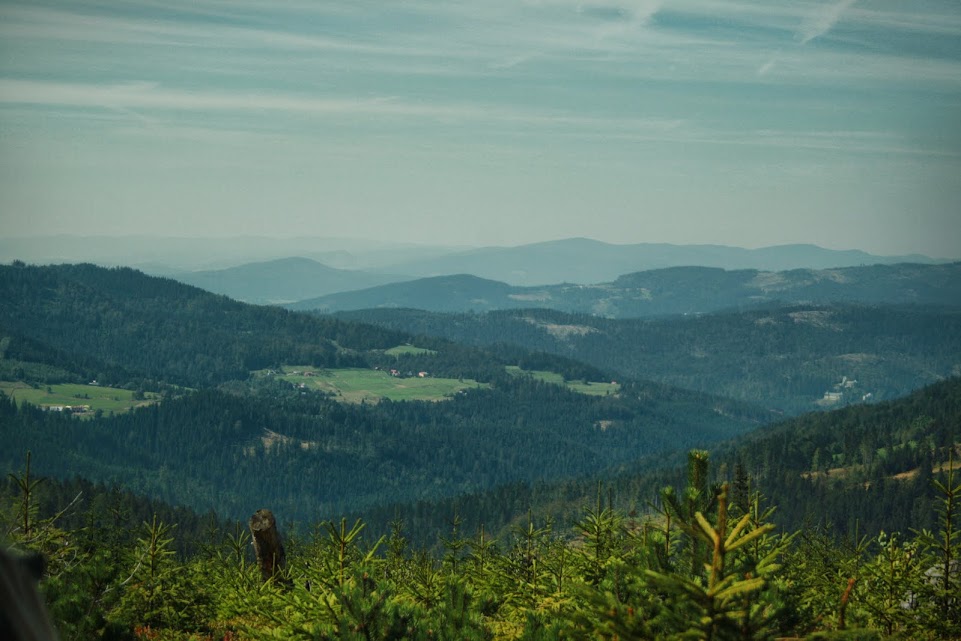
[0,262,768,524]
[338,304,961,414]
[0,374,761,524]
[353,376,961,547]
[0,262,405,387]
[3,381,959,641]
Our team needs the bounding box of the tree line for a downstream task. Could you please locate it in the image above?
[3,447,958,640]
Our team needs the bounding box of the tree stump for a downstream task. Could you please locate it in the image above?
[249,509,287,584]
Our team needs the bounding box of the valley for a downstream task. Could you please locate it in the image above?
[1,256,958,640]
[5,0,959,633]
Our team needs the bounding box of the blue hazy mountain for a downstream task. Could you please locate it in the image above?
[380,238,945,286]
[289,262,961,317]
[174,256,408,304]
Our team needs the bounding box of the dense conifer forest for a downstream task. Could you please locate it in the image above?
[3,440,959,640]
[348,377,961,548]
[2,261,959,639]
[0,375,761,523]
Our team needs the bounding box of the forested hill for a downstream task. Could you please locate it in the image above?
[0,374,765,524]
[0,261,773,524]
[0,262,628,390]
[338,304,961,414]
[0,262,409,387]
[291,261,961,317]
[352,376,961,546]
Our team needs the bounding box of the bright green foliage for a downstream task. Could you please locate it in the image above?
[645,486,780,641]
[858,532,924,637]
[573,491,624,586]
[913,449,961,639]
[778,524,870,635]
[111,516,214,634]
[6,448,961,640]
[659,450,722,578]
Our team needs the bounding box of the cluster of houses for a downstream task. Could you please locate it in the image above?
[818,376,870,406]
[269,367,432,381]
[371,365,429,378]
[43,404,91,414]
[388,369,429,378]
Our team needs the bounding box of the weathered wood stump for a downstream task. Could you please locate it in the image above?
[249,509,287,584]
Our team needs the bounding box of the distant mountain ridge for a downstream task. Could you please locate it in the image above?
[384,238,946,286]
[173,256,406,304]
[290,262,961,317]
[1,236,947,286]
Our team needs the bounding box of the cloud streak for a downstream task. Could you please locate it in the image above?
[4,78,951,160]
[3,0,959,91]
[797,0,857,44]
[0,78,686,135]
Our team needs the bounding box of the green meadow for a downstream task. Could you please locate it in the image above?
[0,381,160,414]
[260,366,486,403]
[384,344,438,356]
[504,366,620,396]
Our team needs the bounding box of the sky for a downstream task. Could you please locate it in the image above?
[0,0,959,258]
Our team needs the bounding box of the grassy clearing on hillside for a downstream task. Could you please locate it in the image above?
[258,366,486,403]
[0,381,160,414]
[384,344,438,356]
[505,366,620,396]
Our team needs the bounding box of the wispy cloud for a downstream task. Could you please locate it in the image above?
[757,55,778,76]
[0,5,441,57]
[8,78,950,161]
[3,0,959,91]
[797,0,857,44]
[0,78,685,135]
[0,79,483,119]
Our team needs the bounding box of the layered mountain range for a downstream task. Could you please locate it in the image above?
[291,262,961,317]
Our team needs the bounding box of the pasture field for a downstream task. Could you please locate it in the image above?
[0,381,160,414]
[258,366,486,403]
[504,366,620,396]
[384,344,438,356]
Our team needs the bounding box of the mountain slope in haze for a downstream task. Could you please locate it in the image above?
[339,304,961,415]
[290,274,528,313]
[383,238,945,286]
[292,262,961,317]
[173,256,408,304]
[3,236,945,287]
[0,234,469,273]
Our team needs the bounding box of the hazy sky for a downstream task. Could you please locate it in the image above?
[1,0,959,257]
